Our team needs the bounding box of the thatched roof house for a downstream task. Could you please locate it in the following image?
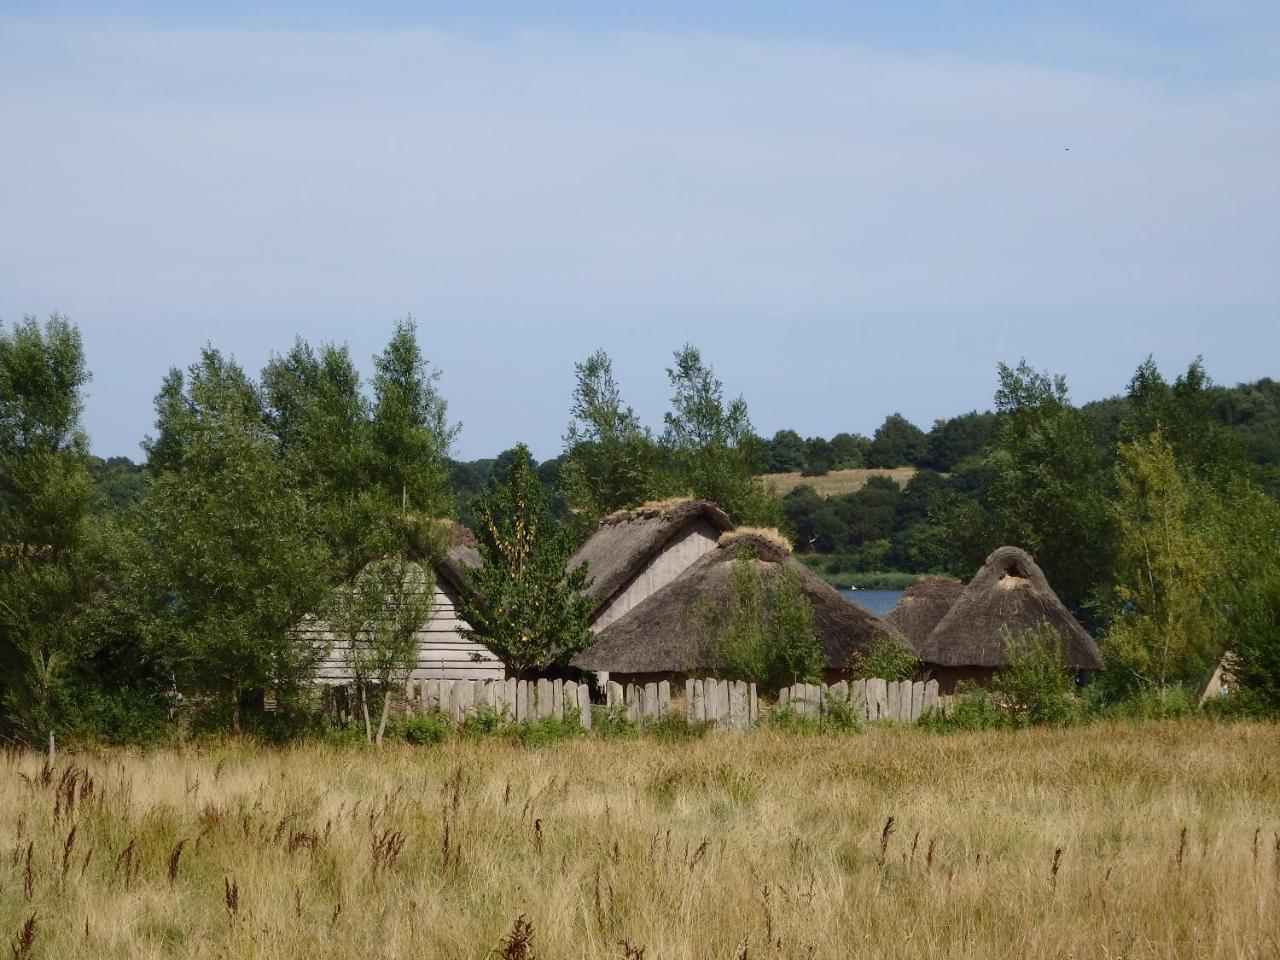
[302,524,504,684]
[885,577,963,650]
[914,546,1102,689]
[571,530,901,684]
[569,498,734,630]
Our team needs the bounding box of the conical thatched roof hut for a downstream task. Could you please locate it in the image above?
[570,530,901,683]
[915,546,1102,688]
[885,577,963,650]
[569,498,734,630]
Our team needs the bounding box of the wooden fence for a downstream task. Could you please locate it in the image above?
[402,676,948,729]
[409,677,594,729]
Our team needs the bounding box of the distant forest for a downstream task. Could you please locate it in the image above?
[92,369,1280,580]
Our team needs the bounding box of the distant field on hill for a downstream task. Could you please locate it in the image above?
[759,466,918,497]
[5,722,1276,958]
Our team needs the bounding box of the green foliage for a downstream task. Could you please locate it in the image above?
[331,556,435,744]
[661,344,780,526]
[867,412,927,468]
[401,709,453,745]
[559,349,662,538]
[1090,683,1198,722]
[458,444,595,675]
[711,546,824,689]
[984,361,1111,610]
[139,348,332,731]
[993,623,1080,727]
[917,682,1009,732]
[0,315,95,739]
[1202,479,1280,714]
[847,633,919,682]
[1102,429,1219,692]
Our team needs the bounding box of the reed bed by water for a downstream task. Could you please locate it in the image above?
[2,720,1278,959]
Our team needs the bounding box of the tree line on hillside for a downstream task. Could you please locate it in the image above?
[3,313,1280,746]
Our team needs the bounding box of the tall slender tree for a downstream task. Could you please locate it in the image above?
[0,315,94,740]
[559,349,661,538]
[984,360,1110,610]
[661,344,779,526]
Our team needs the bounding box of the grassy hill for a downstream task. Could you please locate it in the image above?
[758,466,918,498]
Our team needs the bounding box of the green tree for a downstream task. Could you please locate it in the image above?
[984,361,1110,609]
[262,338,388,576]
[0,315,95,740]
[661,344,780,525]
[1122,357,1239,481]
[1201,478,1280,714]
[371,318,458,520]
[764,429,808,473]
[140,349,332,731]
[867,413,927,468]
[802,436,834,476]
[921,411,996,471]
[331,556,433,745]
[457,444,595,676]
[1103,429,1218,693]
[711,546,823,688]
[829,432,869,469]
[559,349,661,537]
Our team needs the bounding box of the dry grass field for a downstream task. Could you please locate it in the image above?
[759,467,919,498]
[3,721,1279,959]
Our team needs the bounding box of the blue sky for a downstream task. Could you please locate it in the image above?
[2,3,1278,460]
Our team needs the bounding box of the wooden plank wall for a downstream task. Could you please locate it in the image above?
[301,572,505,684]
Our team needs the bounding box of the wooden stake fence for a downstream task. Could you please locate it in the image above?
[400,676,947,730]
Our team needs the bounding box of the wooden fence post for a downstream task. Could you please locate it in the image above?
[688,679,705,724]
[658,680,671,718]
[576,682,592,730]
[866,678,887,720]
[607,681,623,714]
[552,679,565,722]
[923,679,940,717]
[748,683,758,726]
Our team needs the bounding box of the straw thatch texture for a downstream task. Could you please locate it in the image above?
[569,499,734,612]
[885,577,963,650]
[915,547,1102,670]
[570,532,900,676]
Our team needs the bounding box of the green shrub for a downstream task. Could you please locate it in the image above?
[818,692,863,733]
[1093,683,1198,721]
[460,702,506,736]
[591,702,636,738]
[402,709,452,745]
[847,634,919,682]
[917,682,1010,732]
[993,623,1081,727]
[507,713,584,747]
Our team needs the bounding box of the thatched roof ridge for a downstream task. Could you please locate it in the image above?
[570,532,900,674]
[885,577,963,650]
[569,498,734,608]
[915,546,1102,670]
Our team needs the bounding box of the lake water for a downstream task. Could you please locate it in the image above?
[841,588,903,618]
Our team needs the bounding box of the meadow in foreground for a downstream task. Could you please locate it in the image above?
[3,721,1279,959]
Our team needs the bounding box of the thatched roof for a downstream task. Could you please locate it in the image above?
[885,577,963,650]
[434,523,480,594]
[569,498,734,610]
[915,547,1102,670]
[570,531,900,674]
